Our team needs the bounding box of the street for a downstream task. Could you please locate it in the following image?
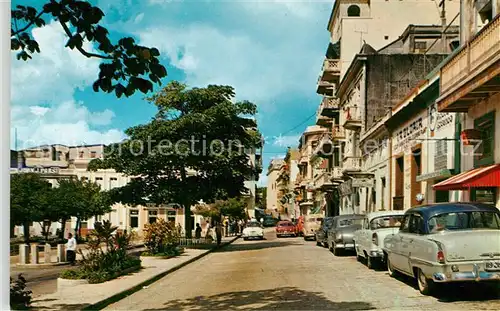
[105,229,500,310]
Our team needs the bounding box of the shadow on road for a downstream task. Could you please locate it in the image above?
[389,272,500,302]
[215,241,302,253]
[143,287,375,310]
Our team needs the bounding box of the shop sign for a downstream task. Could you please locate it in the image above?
[416,169,454,182]
[352,178,374,188]
[393,113,427,154]
[429,103,454,136]
[12,166,60,174]
[339,179,352,196]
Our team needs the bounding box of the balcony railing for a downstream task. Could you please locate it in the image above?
[343,106,362,130]
[316,77,335,96]
[331,167,343,180]
[331,125,345,140]
[320,58,341,84]
[318,97,340,120]
[342,157,362,173]
[440,14,500,96]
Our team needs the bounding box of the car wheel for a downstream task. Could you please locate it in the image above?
[316,240,322,246]
[367,256,374,269]
[328,242,333,252]
[243,237,248,241]
[333,243,340,256]
[355,250,363,262]
[387,255,397,277]
[417,269,435,296]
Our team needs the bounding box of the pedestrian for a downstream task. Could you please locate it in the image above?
[215,221,222,246]
[195,223,202,239]
[66,233,77,265]
[223,218,229,237]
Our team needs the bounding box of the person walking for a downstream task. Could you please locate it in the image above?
[195,223,202,239]
[66,233,77,265]
[215,221,222,246]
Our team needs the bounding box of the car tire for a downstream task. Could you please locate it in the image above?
[328,242,333,252]
[333,243,340,256]
[355,250,363,262]
[243,237,248,241]
[316,240,321,246]
[367,256,374,269]
[417,269,436,296]
[387,256,397,277]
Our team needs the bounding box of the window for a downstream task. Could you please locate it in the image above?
[95,177,103,182]
[370,215,404,230]
[400,215,411,232]
[79,151,84,158]
[130,210,139,228]
[474,111,495,167]
[56,151,63,161]
[411,148,422,206]
[384,35,389,40]
[408,214,424,234]
[90,151,97,158]
[471,187,497,205]
[167,210,176,223]
[347,5,361,17]
[414,41,427,51]
[339,218,363,227]
[148,210,158,224]
[428,211,500,232]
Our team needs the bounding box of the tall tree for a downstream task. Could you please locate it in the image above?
[11,173,52,243]
[11,1,167,97]
[89,81,262,237]
[256,187,267,209]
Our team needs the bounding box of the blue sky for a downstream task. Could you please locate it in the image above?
[11,0,333,185]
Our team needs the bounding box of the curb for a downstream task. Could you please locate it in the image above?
[82,236,239,311]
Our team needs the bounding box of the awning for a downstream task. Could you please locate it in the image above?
[433,164,500,191]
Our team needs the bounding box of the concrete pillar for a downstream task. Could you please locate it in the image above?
[30,243,39,264]
[44,244,51,264]
[19,244,29,264]
[57,244,66,262]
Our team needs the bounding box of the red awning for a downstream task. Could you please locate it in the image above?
[433,164,500,191]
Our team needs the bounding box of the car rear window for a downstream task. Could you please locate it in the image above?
[428,211,500,232]
[339,218,363,227]
[370,215,404,229]
[246,222,260,228]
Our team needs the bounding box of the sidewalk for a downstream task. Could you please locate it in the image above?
[31,236,238,310]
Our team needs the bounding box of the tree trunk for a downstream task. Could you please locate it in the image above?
[74,217,80,240]
[22,221,30,244]
[60,218,67,240]
[44,221,51,241]
[184,203,192,238]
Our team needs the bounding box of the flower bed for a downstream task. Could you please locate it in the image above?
[141,246,184,258]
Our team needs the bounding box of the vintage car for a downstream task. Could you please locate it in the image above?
[382,203,500,295]
[303,214,324,240]
[275,221,297,238]
[315,217,335,247]
[353,210,405,269]
[242,221,264,240]
[327,214,364,255]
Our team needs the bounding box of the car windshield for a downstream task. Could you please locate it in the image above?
[370,215,404,229]
[339,218,363,227]
[246,222,261,228]
[278,222,293,227]
[428,211,500,232]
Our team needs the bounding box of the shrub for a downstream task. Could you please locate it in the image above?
[143,219,181,255]
[141,246,184,258]
[10,274,32,310]
[60,220,141,284]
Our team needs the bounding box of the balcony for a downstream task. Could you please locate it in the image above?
[331,125,345,140]
[331,167,343,181]
[316,77,335,96]
[343,106,362,130]
[312,133,333,158]
[319,97,340,118]
[342,157,362,174]
[320,58,341,84]
[438,14,500,112]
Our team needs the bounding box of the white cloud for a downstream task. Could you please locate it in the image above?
[11,21,100,105]
[272,134,301,147]
[137,22,324,104]
[11,21,124,149]
[11,101,125,149]
[134,13,145,23]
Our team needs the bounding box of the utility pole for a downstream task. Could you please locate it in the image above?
[439,0,447,53]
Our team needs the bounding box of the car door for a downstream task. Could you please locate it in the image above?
[398,213,421,274]
[390,214,411,272]
[406,213,426,271]
[355,217,367,255]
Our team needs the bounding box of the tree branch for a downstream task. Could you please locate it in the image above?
[11,11,45,36]
[59,20,113,60]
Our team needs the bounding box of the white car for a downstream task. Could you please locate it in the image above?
[353,210,405,269]
[242,221,264,240]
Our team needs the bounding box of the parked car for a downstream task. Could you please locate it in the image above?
[353,211,405,269]
[263,216,278,227]
[382,203,500,295]
[276,221,297,238]
[296,216,304,236]
[327,214,364,255]
[315,217,335,247]
[242,221,264,240]
[303,214,323,240]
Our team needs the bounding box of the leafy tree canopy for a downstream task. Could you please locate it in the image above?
[11,173,52,227]
[89,81,263,235]
[194,197,247,221]
[11,0,167,97]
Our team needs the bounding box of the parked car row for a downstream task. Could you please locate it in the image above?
[311,203,500,296]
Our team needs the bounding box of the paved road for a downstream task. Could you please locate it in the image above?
[106,229,500,310]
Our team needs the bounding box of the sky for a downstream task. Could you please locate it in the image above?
[11,0,333,186]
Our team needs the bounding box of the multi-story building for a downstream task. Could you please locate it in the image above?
[294,125,327,215]
[266,159,285,216]
[434,1,500,207]
[274,148,300,220]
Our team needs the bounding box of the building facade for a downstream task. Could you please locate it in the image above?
[266,159,285,215]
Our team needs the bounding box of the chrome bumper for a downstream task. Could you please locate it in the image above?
[335,243,354,250]
[368,250,384,258]
[432,264,500,282]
